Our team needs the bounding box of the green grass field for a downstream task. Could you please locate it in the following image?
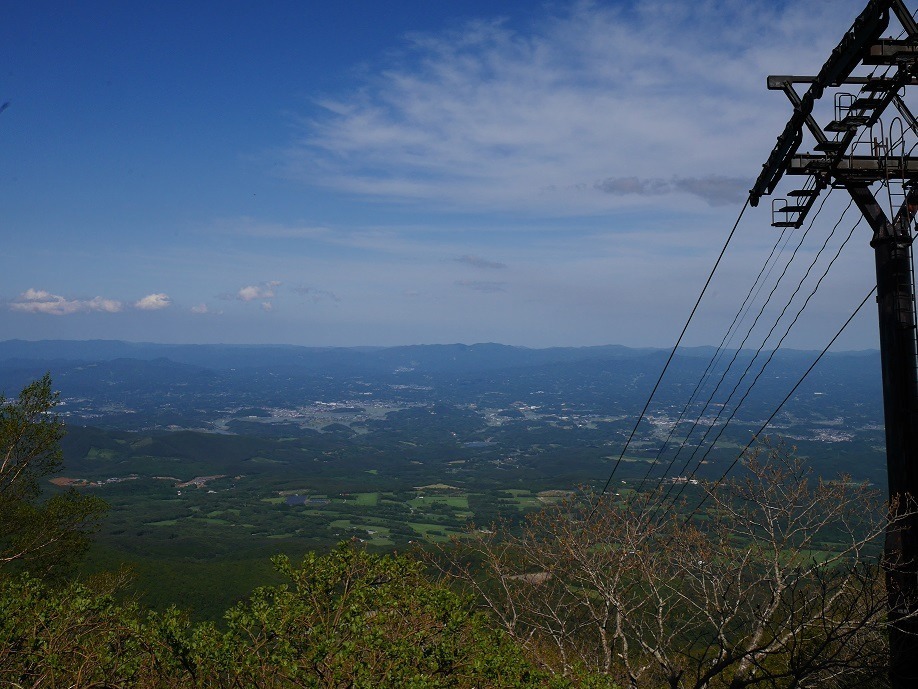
[351,492,379,506]
[408,494,469,509]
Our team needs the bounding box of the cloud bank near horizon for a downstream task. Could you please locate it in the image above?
[11,289,123,316]
[10,290,180,316]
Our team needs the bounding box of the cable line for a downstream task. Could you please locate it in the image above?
[660,213,863,512]
[682,285,878,522]
[637,213,801,492]
[658,198,852,499]
[635,224,793,493]
[587,197,750,520]
[647,192,839,499]
[637,10,913,508]
[659,6,915,519]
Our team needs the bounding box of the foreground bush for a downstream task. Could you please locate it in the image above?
[0,573,155,685]
[0,376,592,688]
[0,543,577,688]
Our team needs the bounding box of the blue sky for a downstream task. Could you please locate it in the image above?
[0,0,902,348]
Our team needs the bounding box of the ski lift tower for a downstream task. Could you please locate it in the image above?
[750,1,918,684]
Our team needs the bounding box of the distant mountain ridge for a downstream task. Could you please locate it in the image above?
[0,338,879,373]
[0,338,888,490]
[0,340,884,428]
[0,339,672,374]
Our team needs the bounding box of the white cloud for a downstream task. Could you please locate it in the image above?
[237,286,263,301]
[261,301,274,312]
[190,303,209,314]
[10,289,123,316]
[237,281,281,302]
[134,293,172,310]
[290,1,866,214]
[87,296,123,313]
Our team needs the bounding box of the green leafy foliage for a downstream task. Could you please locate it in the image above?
[184,542,565,687]
[0,543,578,688]
[0,573,154,686]
[0,374,107,579]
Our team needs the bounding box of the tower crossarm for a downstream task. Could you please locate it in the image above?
[752,4,918,686]
[785,154,918,182]
[750,0,895,206]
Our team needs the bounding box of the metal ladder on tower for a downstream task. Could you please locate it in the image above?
[771,175,825,228]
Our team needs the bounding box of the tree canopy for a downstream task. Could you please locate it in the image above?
[0,373,107,579]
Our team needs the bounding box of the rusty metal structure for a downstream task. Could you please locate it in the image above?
[750,1,918,684]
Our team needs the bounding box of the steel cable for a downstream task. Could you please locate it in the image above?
[682,285,878,522]
[634,224,793,493]
[645,192,841,502]
[659,213,864,513]
[586,198,750,521]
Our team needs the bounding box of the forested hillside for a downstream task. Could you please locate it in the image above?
[0,374,897,687]
[0,341,889,617]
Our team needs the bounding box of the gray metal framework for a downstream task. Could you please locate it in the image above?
[751,1,918,685]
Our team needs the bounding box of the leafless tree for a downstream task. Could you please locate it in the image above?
[433,444,899,688]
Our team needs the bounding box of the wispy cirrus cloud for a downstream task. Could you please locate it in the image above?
[134,293,172,310]
[289,1,859,214]
[10,289,122,315]
[293,286,341,302]
[594,175,749,207]
[209,217,332,239]
[454,254,507,270]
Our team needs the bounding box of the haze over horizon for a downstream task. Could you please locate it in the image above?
[0,337,883,358]
[1,0,890,350]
